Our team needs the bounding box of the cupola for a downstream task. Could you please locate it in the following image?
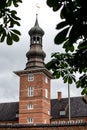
[29,14,44,37]
[25,14,46,69]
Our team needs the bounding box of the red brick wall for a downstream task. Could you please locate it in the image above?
[19,72,51,124]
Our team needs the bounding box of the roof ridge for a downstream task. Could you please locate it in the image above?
[0,101,19,105]
[51,96,83,100]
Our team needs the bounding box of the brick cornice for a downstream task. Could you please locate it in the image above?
[14,67,54,79]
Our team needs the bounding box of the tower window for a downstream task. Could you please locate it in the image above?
[28,104,33,110]
[28,74,34,81]
[45,77,48,84]
[37,37,40,43]
[32,36,40,44]
[27,118,33,123]
[28,87,34,97]
[48,110,50,115]
[45,89,48,98]
[33,36,36,43]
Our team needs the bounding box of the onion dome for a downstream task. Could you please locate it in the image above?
[29,14,44,36]
[25,14,46,69]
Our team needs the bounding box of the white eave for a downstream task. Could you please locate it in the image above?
[14,67,54,79]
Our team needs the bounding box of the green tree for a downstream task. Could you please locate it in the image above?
[46,0,87,95]
[46,52,76,120]
[0,0,22,45]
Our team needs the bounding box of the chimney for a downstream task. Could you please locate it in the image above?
[58,92,62,100]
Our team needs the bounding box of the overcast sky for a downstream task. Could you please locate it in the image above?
[0,0,82,102]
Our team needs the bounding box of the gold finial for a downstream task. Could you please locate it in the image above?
[35,3,40,15]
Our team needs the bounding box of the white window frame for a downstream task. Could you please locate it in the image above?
[45,89,48,98]
[28,74,34,81]
[60,110,66,116]
[45,77,48,84]
[48,110,50,115]
[28,104,33,110]
[28,87,34,97]
[27,118,33,123]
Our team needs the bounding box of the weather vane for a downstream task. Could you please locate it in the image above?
[35,3,40,15]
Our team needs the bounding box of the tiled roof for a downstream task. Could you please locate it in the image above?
[0,122,87,128]
[51,97,87,119]
[0,97,87,121]
[0,102,19,121]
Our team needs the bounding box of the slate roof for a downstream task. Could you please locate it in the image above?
[51,97,87,119]
[0,102,19,121]
[0,97,87,121]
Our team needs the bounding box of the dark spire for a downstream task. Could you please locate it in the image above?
[25,14,46,70]
[29,14,44,36]
[35,14,39,26]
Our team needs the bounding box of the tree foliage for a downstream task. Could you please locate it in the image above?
[46,0,87,95]
[0,0,22,45]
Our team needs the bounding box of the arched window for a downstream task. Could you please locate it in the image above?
[33,36,36,43]
[37,37,40,43]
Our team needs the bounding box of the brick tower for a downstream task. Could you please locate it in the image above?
[15,14,53,124]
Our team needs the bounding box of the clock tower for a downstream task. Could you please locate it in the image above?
[15,14,53,124]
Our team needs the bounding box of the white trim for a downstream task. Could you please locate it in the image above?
[45,89,48,98]
[45,77,48,84]
[27,118,33,123]
[27,104,34,110]
[28,87,34,97]
[28,74,34,81]
[60,110,66,116]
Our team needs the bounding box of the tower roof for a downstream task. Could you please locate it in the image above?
[25,14,46,69]
[29,14,44,36]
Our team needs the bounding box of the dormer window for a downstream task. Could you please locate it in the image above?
[60,110,66,116]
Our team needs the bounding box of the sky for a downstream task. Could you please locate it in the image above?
[0,0,82,102]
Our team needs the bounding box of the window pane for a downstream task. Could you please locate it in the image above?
[33,36,36,43]
[60,111,66,116]
[45,77,48,84]
[45,89,48,98]
[28,74,34,81]
[28,87,34,97]
[28,118,33,123]
[37,37,39,43]
[28,104,33,110]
